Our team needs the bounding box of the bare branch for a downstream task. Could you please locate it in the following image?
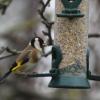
[0,0,13,14]
[39,0,54,45]
[42,50,52,57]
[39,0,45,6]
[0,47,21,60]
[42,31,48,35]
[0,53,19,60]
[38,9,47,21]
[6,47,20,54]
[88,34,100,38]
[0,47,7,54]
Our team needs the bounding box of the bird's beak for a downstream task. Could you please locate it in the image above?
[43,42,47,46]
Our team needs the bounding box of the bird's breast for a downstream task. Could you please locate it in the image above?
[29,49,41,63]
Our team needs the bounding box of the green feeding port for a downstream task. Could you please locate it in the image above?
[57,0,84,18]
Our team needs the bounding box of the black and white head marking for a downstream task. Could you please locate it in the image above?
[31,37,44,51]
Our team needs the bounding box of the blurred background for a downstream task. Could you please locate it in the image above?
[0,0,100,100]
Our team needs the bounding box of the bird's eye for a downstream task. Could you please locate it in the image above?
[30,39,35,48]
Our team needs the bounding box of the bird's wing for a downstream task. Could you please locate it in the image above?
[29,49,39,63]
[16,45,32,63]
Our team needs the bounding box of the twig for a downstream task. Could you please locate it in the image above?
[0,4,7,14]
[38,0,54,45]
[88,34,100,38]
[42,50,52,57]
[0,0,13,14]
[0,47,7,54]
[39,0,50,21]
[6,47,20,54]
[0,47,21,60]
[0,53,19,60]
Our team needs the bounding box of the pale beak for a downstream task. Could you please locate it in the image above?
[43,42,47,46]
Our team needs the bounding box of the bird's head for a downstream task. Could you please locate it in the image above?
[30,37,46,51]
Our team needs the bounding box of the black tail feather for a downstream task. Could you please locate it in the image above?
[0,71,11,82]
[0,58,29,82]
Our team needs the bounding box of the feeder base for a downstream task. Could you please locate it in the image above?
[49,76,90,89]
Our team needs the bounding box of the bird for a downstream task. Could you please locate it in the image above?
[0,36,46,82]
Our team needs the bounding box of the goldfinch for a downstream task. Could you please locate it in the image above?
[0,37,45,81]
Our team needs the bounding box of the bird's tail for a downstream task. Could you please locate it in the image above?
[0,71,11,82]
[0,57,29,82]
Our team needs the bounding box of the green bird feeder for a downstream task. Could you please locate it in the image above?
[28,0,100,89]
[49,0,90,89]
[57,0,84,18]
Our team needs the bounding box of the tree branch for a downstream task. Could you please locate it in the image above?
[0,53,19,60]
[88,34,100,38]
[0,0,13,14]
[6,47,20,54]
[38,0,54,45]
[0,47,21,60]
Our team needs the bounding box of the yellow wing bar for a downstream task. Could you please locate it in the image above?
[11,61,22,72]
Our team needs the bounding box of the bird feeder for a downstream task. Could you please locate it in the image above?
[49,0,90,89]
